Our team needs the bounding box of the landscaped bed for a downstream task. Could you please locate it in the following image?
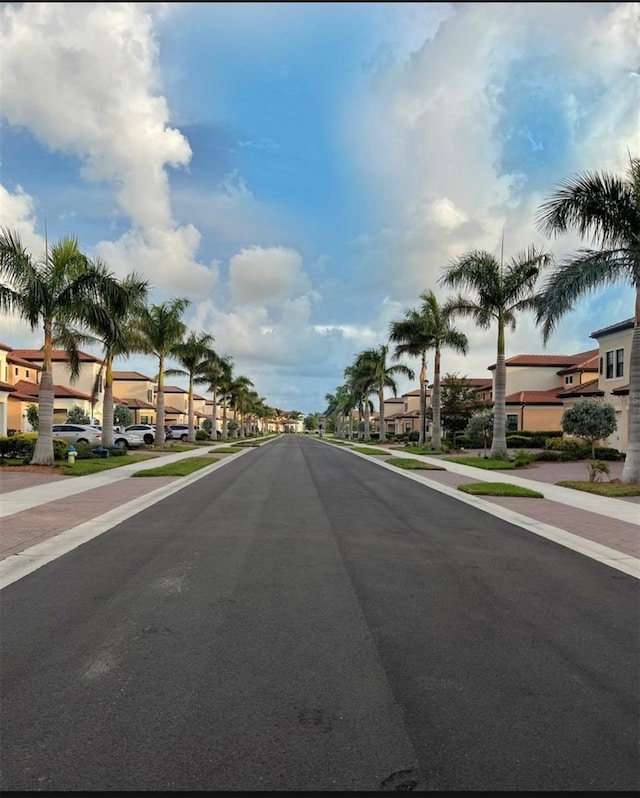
[458,482,544,498]
[132,457,219,477]
[385,457,446,471]
[443,455,515,470]
[555,480,640,497]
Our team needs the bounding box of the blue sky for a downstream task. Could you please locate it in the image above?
[1,2,638,414]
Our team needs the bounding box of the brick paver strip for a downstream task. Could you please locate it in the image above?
[0,476,173,559]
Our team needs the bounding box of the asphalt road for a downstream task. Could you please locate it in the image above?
[1,436,638,791]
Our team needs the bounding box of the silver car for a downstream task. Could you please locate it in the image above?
[52,423,103,446]
[125,424,157,445]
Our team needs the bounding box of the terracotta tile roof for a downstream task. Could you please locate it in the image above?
[402,389,422,397]
[0,342,12,352]
[112,371,154,381]
[612,384,629,395]
[505,388,564,405]
[7,353,42,369]
[590,317,634,339]
[436,377,492,389]
[163,405,183,414]
[113,396,156,409]
[12,348,102,363]
[10,379,92,400]
[556,379,604,398]
[385,412,404,420]
[0,380,16,392]
[488,349,598,370]
[557,355,599,375]
[162,385,188,394]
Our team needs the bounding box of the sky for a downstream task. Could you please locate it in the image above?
[1,2,638,415]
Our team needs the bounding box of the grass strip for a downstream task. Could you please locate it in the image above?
[458,482,543,498]
[352,447,388,455]
[443,456,514,470]
[132,457,219,477]
[59,454,157,476]
[556,480,640,497]
[385,457,446,470]
[208,447,241,454]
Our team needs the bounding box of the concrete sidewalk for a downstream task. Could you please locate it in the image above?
[1,439,638,588]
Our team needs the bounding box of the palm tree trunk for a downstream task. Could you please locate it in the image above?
[419,354,427,447]
[102,356,115,447]
[621,291,639,483]
[32,322,55,465]
[222,401,228,440]
[155,356,165,448]
[188,376,195,443]
[491,318,507,457]
[378,387,386,443]
[432,348,442,450]
[210,389,218,440]
[363,401,371,441]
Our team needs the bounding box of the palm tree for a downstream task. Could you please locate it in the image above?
[355,344,414,443]
[84,267,149,447]
[197,352,232,441]
[166,331,216,443]
[0,228,135,464]
[132,297,190,448]
[440,244,552,457]
[389,290,469,448]
[535,156,640,484]
[228,375,254,438]
[344,359,375,441]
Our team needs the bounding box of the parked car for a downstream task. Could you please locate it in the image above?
[125,424,157,445]
[165,424,196,442]
[51,423,103,446]
[112,430,145,449]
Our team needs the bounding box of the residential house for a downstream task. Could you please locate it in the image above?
[157,384,189,424]
[488,349,598,433]
[547,319,633,451]
[112,370,157,425]
[11,348,105,423]
[381,396,405,437]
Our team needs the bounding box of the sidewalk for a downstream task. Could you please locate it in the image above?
[1,440,638,589]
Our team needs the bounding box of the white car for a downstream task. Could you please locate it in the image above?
[124,424,157,445]
[52,423,103,446]
[112,430,145,449]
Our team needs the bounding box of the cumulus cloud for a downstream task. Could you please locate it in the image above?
[229,246,311,307]
[0,2,215,296]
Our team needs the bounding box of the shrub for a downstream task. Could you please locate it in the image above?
[66,404,90,424]
[196,429,208,441]
[586,459,610,483]
[75,441,94,459]
[506,435,533,449]
[513,449,536,468]
[408,430,420,442]
[533,450,573,462]
[0,434,68,462]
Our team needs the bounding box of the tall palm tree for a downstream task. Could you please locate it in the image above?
[197,352,232,441]
[355,344,414,443]
[84,267,149,447]
[344,359,375,441]
[0,228,135,464]
[132,297,190,448]
[535,156,640,484]
[389,290,468,449]
[228,375,254,438]
[440,245,552,456]
[166,330,216,443]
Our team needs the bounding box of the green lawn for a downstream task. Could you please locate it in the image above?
[132,457,219,477]
[443,455,515,470]
[60,453,157,476]
[208,447,242,454]
[352,447,388,455]
[385,457,446,471]
[556,480,640,497]
[458,482,544,498]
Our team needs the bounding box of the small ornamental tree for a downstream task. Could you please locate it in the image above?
[465,411,494,457]
[561,399,617,458]
[113,403,133,428]
[67,405,90,424]
[26,403,39,432]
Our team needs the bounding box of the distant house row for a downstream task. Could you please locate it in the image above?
[342,316,632,451]
[0,349,305,436]
[0,315,632,449]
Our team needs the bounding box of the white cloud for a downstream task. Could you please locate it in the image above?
[229,246,311,307]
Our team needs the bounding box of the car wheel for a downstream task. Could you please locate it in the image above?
[78,438,88,444]
[115,439,129,449]
[143,434,154,444]
[180,434,188,442]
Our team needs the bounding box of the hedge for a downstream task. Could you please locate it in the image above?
[0,433,68,463]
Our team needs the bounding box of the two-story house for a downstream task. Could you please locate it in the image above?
[487,349,599,433]
[111,370,158,425]
[3,347,101,431]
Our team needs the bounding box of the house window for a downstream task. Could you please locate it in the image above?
[26,369,30,378]
[147,389,153,403]
[507,414,518,431]
[565,375,573,385]
[599,356,603,375]
[605,350,614,379]
[14,367,18,376]
[616,348,624,378]
[141,415,149,424]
